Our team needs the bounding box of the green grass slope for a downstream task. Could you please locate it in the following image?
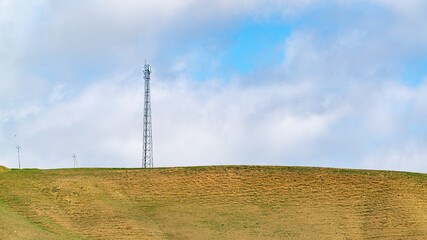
[0,200,66,240]
[0,166,425,239]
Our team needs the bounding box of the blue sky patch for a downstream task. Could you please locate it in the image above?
[181,18,293,81]
[222,19,292,74]
[402,56,427,86]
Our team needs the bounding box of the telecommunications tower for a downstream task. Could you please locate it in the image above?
[142,63,153,168]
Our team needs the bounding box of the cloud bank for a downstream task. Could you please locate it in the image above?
[1,0,426,173]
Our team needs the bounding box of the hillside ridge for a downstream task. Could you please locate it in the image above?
[0,165,425,239]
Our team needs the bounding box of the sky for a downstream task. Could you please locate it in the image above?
[1,0,427,173]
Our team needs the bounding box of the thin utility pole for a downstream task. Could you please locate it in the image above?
[16,145,21,169]
[72,153,78,168]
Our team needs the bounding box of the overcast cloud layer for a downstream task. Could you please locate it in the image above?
[1,0,426,173]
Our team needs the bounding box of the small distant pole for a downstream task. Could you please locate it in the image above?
[16,145,21,169]
[72,154,78,168]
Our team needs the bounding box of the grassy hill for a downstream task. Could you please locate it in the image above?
[0,165,425,239]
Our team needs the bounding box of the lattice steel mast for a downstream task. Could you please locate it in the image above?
[142,63,153,168]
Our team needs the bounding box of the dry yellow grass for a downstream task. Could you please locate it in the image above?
[0,165,10,173]
[0,166,425,239]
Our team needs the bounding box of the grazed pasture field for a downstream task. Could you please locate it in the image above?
[0,165,425,239]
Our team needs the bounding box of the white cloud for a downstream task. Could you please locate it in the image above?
[363,142,427,172]
[0,74,343,169]
[152,78,343,167]
[1,65,426,172]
